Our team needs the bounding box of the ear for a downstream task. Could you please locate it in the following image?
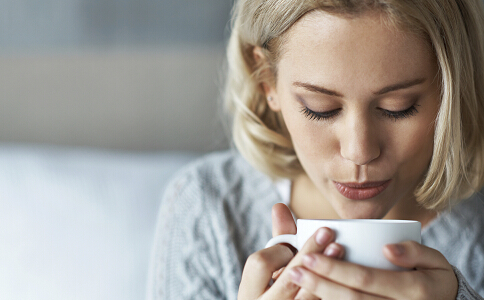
[253,46,281,112]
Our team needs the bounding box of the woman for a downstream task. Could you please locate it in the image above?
[148,0,484,299]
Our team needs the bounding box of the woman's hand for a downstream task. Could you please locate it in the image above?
[289,239,458,299]
[237,204,344,300]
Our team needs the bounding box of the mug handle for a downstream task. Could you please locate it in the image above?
[265,234,297,249]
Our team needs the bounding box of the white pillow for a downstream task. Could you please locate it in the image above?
[0,145,199,300]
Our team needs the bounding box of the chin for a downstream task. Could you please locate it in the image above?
[335,203,389,220]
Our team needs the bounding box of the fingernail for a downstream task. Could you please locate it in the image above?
[315,228,331,245]
[388,244,405,256]
[303,254,316,268]
[324,244,340,258]
[289,268,302,283]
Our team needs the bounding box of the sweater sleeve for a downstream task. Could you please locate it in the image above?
[453,266,484,300]
[146,151,280,300]
[146,169,233,300]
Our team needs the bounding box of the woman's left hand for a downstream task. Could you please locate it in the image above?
[289,240,458,299]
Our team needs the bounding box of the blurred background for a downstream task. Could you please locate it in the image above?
[0,1,234,300]
[0,0,233,151]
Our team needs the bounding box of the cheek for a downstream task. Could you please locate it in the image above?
[395,93,440,169]
[391,121,434,174]
[281,106,336,173]
[281,105,326,151]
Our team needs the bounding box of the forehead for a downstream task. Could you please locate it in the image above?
[278,10,436,90]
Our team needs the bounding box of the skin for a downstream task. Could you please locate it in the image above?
[268,10,440,222]
[238,10,458,300]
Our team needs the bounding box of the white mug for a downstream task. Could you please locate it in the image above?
[265,219,421,270]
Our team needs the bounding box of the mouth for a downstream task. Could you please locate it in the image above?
[333,180,391,200]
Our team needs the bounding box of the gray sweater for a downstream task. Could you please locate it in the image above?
[147,150,484,300]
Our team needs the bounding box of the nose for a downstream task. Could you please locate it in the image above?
[339,114,381,166]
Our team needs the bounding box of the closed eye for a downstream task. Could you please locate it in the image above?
[300,105,420,122]
[379,105,420,121]
[300,106,341,121]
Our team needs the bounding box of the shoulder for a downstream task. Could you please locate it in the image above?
[422,190,484,295]
[149,150,280,299]
[160,149,280,250]
[423,190,484,243]
[162,149,276,207]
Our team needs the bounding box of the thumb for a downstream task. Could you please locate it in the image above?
[272,203,296,237]
[383,241,452,270]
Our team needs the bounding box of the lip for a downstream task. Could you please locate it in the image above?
[333,180,391,200]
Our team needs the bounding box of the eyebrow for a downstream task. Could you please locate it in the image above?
[293,78,427,97]
[293,81,343,97]
[374,78,427,95]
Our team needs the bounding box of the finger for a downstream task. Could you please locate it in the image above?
[290,267,388,300]
[272,267,285,281]
[292,242,344,300]
[265,227,335,299]
[383,241,452,270]
[295,243,345,300]
[383,241,458,298]
[288,227,335,267]
[270,268,320,300]
[238,244,295,300]
[323,242,345,259]
[299,253,401,297]
[294,288,320,300]
[299,242,457,300]
[272,203,296,237]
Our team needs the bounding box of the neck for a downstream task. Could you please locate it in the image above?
[384,195,437,227]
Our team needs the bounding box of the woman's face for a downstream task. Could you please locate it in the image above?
[266,10,441,219]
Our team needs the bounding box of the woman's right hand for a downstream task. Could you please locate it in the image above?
[238,204,344,300]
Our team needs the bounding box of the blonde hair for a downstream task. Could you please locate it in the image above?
[224,0,484,211]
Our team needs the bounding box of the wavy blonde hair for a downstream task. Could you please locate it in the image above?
[224,0,484,211]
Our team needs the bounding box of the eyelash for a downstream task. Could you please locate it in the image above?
[300,105,420,121]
